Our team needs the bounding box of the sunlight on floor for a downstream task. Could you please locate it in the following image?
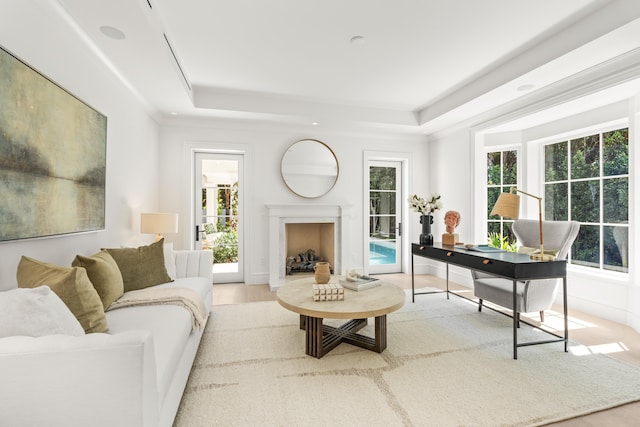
[538,310,597,331]
[570,342,630,356]
[450,296,597,332]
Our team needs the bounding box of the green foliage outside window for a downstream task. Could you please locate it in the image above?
[486,150,517,246]
[211,230,238,263]
[603,129,629,175]
[370,166,396,190]
[571,134,600,179]
[203,182,239,264]
[487,232,517,252]
[545,141,568,182]
[544,128,628,272]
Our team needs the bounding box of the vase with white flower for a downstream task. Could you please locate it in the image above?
[409,194,442,245]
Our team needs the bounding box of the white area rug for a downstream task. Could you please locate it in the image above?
[174,291,640,426]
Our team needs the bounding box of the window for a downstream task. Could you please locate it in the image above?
[544,128,628,272]
[486,150,518,248]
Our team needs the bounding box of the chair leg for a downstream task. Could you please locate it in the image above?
[478,299,483,312]
[540,311,545,323]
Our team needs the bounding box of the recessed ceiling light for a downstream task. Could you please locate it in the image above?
[99,26,126,40]
[311,122,318,126]
[170,112,178,116]
[350,36,365,45]
[517,84,535,92]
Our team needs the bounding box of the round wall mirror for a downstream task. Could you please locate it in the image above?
[281,139,339,198]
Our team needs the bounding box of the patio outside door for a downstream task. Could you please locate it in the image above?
[194,152,243,284]
[368,160,402,274]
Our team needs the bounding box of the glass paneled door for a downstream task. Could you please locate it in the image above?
[368,161,402,274]
[195,152,243,284]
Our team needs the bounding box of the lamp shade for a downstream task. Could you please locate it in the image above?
[490,192,520,219]
[140,213,179,235]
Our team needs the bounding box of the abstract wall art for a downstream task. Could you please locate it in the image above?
[0,45,107,242]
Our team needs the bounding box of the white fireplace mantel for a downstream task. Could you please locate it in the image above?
[266,203,350,290]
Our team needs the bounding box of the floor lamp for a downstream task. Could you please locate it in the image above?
[490,188,555,261]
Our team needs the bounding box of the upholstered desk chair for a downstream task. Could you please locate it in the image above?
[472,219,580,323]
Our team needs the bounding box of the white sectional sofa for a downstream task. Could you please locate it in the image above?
[0,246,213,427]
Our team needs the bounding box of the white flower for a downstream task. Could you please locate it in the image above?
[409,193,442,215]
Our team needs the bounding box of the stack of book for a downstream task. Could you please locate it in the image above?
[339,276,381,291]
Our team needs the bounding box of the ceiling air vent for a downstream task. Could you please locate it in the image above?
[163,33,192,92]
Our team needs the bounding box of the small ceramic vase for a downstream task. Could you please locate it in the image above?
[314,262,331,284]
[420,214,434,245]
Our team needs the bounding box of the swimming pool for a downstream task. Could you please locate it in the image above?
[369,240,397,265]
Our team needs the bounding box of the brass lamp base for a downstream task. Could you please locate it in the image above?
[530,253,556,261]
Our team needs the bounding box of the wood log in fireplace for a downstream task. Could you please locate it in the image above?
[286,249,333,275]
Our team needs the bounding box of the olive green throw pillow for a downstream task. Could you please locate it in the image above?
[105,239,173,292]
[17,256,108,334]
[72,250,124,310]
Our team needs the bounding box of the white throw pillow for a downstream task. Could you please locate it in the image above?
[0,286,84,337]
[164,242,177,280]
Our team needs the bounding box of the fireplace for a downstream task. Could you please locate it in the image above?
[266,203,350,290]
[285,222,335,274]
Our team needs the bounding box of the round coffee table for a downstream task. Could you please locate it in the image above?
[277,276,405,358]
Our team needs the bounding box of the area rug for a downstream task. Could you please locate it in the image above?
[174,290,640,426]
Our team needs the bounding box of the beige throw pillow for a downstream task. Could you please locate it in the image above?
[17,256,108,333]
[72,250,124,310]
[105,238,173,292]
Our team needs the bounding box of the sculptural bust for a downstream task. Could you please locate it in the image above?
[444,210,461,234]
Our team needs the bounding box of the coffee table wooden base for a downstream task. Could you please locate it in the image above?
[300,314,387,358]
[277,277,404,359]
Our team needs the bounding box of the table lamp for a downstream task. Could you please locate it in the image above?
[490,188,555,261]
[141,213,179,241]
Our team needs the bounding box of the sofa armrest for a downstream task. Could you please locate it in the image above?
[0,331,159,427]
[174,249,213,281]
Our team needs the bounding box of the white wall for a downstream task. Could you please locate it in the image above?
[158,119,428,284]
[415,128,477,284]
[0,2,160,290]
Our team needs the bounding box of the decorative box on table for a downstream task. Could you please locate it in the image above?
[312,284,344,301]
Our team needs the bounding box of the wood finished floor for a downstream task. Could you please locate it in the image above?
[212,273,640,426]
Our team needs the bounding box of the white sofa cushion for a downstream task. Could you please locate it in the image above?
[173,250,213,280]
[0,286,84,338]
[105,278,211,404]
[0,331,159,427]
[106,305,191,403]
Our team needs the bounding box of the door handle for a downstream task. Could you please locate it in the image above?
[195,225,200,242]
[398,222,402,236]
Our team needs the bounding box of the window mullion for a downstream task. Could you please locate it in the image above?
[599,132,604,269]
